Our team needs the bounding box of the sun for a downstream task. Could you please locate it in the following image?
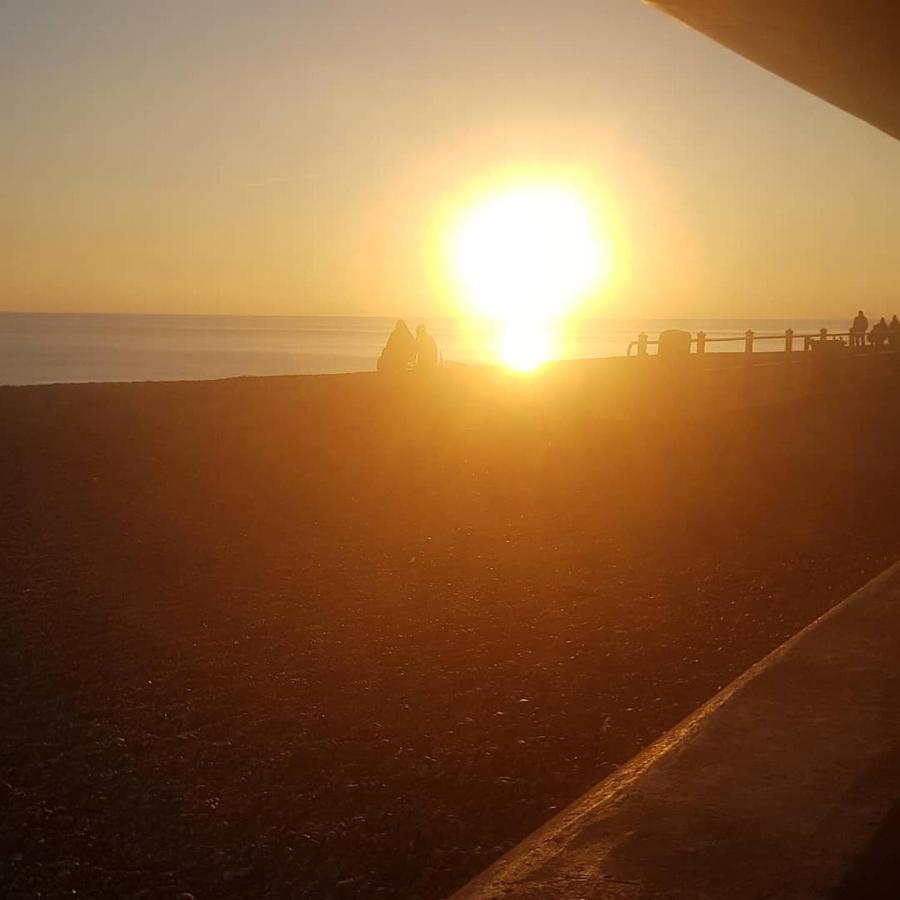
[449,182,611,369]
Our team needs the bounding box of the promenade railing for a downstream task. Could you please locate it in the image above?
[626,328,899,357]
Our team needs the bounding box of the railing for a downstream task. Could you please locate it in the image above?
[626,328,900,357]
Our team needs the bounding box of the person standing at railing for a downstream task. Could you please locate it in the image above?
[850,309,868,349]
[889,315,900,350]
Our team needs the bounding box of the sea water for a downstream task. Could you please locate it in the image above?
[0,312,854,386]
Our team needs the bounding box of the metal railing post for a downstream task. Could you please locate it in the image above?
[696,330,706,354]
[744,329,754,354]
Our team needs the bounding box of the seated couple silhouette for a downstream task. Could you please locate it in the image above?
[377,320,439,373]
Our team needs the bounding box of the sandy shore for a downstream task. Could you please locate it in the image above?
[2,360,899,898]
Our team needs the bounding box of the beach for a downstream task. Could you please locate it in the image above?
[3,360,900,898]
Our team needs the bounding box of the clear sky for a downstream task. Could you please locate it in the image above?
[3,0,900,319]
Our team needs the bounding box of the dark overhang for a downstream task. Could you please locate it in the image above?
[646,1,900,141]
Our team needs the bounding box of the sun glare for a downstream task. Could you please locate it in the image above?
[450,182,611,370]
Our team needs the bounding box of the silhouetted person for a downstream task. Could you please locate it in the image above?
[377,320,416,374]
[415,324,439,372]
[889,315,900,350]
[850,309,868,349]
[869,317,889,349]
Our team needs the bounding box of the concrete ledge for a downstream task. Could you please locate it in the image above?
[454,561,900,899]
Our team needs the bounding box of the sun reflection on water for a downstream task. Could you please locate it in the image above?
[498,319,554,371]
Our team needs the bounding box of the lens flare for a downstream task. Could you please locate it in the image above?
[449,182,611,369]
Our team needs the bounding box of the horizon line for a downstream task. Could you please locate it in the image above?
[0,309,870,323]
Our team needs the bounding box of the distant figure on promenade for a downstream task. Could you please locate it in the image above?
[869,317,889,349]
[377,320,416,374]
[850,309,868,348]
[869,316,890,350]
[415,324,439,372]
[889,315,900,350]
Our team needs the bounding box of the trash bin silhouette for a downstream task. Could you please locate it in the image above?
[658,329,692,359]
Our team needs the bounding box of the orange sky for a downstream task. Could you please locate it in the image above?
[2,0,900,319]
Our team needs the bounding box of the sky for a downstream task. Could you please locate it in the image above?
[3,0,900,320]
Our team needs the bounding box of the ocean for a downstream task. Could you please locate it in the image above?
[0,313,854,386]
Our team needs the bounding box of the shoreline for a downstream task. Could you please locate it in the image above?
[1,314,861,387]
[0,346,840,389]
